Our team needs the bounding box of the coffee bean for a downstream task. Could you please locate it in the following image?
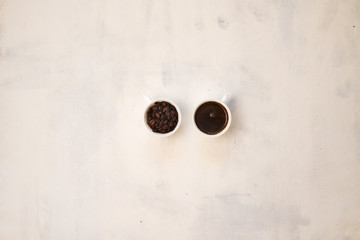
[146,101,178,134]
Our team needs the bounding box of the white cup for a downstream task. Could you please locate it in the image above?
[193,94,232,137]
[144,96,182,137]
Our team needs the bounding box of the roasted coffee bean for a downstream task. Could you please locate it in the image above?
[146,101,178,134]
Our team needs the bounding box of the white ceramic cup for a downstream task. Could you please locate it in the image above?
[193,94,232,137]
[144,96,182,137]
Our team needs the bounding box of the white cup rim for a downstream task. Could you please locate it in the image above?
[144,99,181,137]
[193,100,232,137]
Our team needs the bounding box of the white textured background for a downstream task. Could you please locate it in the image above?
[0,0,360,239]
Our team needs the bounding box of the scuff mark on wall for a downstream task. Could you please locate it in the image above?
[218,16,229,29]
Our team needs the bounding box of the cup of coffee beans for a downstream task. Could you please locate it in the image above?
[144,99,181,136]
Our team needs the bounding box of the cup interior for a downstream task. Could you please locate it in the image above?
[144,99,181,137]
[194,100,231,137]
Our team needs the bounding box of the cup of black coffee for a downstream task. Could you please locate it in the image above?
[194,95,231,137]
[144,97,181,137]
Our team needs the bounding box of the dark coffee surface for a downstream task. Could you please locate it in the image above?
[146,101,178,133]
[194,101,228,135]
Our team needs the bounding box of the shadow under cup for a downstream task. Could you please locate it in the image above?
[194,101,231,136]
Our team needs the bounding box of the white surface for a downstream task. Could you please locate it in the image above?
[0,0,360,239]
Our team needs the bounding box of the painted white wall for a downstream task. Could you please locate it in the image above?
[0,0,359,239]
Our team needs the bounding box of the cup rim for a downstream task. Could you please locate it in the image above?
[193,100,232,137]
[144,99,182,137]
